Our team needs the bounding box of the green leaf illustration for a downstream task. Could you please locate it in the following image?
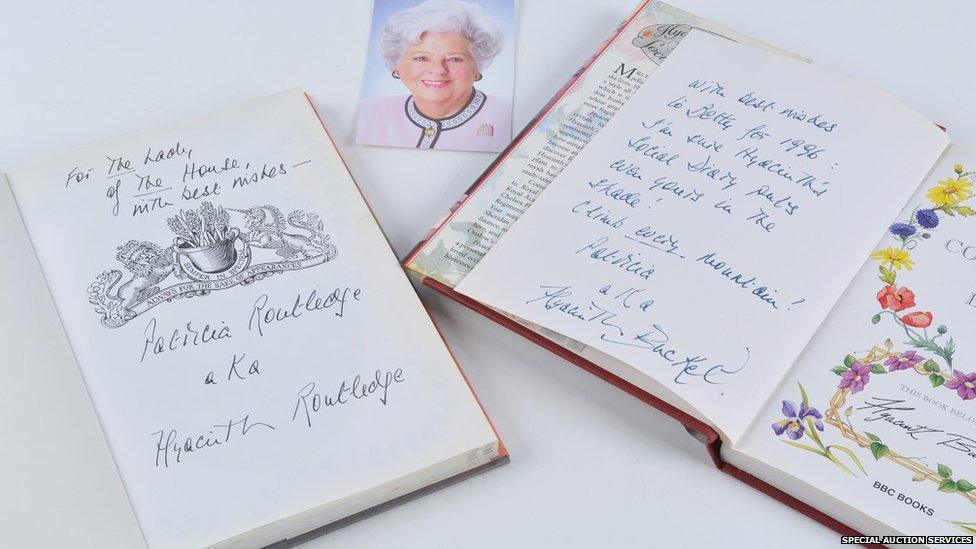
[910,338,948,358]
[912,473,926,482]
[956,479,976,492]
[930,374,945,387]
[798,382,810,408]
[782,439,824,456]
[878,265,897,285]
[864,432,880,442]
[923,359,941,373]
[947,521,976,535]
[939,479,958,493]
[869,442,889,460]
[844,354,856,367]
[827,445,866,475]
[955,205,975,217]
[938,463,953,478]
[831,365,850,376]
[870,364,887,374]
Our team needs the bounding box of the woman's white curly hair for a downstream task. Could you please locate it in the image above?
[379,0,504,71]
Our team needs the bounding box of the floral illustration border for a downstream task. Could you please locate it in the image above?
[824,344,976,504]
[771,163,976,519]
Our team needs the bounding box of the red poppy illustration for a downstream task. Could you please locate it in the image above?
[876,285,916,312]
[900,311,933,328]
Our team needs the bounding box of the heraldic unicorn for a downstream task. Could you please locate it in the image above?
[88,201,338,328]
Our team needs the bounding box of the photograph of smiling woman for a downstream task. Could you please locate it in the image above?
[356,0,515,152]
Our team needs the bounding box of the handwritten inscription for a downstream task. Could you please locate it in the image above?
[538,70,834,351]
[63,140,311,219]
[152,413,275,468]
[534,67,838,339]
[132,283,371,467]
[293,369,407,427]
[248,287,363,336]
[471,43,894,395]
[525,284,748,384]
[141,317,232,363]
[858,395,976,461]
[594,75,839,240]
[56,133,356,473]
[42,113,434,480]
[695,251,780,309]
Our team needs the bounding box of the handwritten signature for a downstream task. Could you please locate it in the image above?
[526,284,747,384]
[293,368,406,427]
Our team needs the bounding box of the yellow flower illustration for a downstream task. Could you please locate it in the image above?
[927,177,973,207]
[871,247,914,270]
[955,163,965,175]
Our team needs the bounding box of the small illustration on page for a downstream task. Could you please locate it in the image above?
[632,23,693,64]
[88,202,338,328]
[631,24,724,65]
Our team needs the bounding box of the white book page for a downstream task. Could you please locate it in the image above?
[455,31,949,442]
[0,178,146,548]
[736,144,976,537]
[7,90,496,548]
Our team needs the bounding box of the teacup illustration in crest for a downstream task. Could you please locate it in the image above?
[168,202,240,274]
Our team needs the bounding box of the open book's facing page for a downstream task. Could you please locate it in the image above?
[6,90,498,548]
[455,30,949,442]
[736,144,976,538]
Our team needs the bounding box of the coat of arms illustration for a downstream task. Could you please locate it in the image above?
[88,201,338,327]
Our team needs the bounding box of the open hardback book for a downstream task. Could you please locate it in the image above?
[0,89,504,548]
[406,1,976,541]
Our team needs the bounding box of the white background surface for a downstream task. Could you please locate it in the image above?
[2,1,974,547]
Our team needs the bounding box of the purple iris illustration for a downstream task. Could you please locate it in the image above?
[772,400,824,440]
[884,350,924,372]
